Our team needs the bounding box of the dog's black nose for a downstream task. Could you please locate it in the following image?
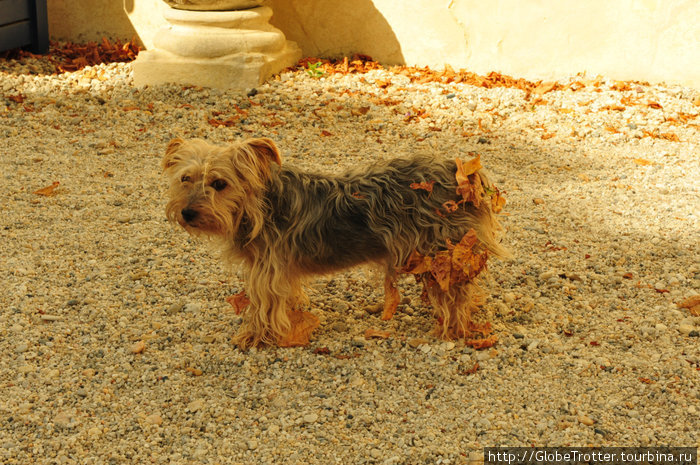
[181,208,198,222]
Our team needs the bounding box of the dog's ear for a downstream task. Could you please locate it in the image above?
[244,138,282,167]
[162,138,185,170]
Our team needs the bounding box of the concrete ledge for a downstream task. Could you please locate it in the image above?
[133,41,300,89]
[47,0,700,88]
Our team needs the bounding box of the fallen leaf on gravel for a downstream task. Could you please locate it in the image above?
[465,335,498,349]
[351,106,370,116]
[646,101,663,109]
[130,340,145,354]
[7,93,25,103]
[364,328,391,339]
[658,132,680,142]
[677,295,700,316]
[533,81,556,95]
[278,311,319,347]
[408,337,430,348]
[459,362,479,375]
[33,181,60,196]
[226,291,250,315]
[633,158,653,166]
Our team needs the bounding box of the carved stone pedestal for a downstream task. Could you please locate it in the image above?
[133,5,300,89]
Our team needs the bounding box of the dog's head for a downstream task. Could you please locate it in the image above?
[162,137,281,239]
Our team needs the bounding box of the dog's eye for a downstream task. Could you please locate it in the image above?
[211,179,228,191]
[181,175,191,183]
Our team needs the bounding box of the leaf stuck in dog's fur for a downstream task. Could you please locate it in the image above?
[409,180,435,193]
[33,181,60,196]
[381,276,401,320]
[451,230,489,284]
[429,251,453,292]
[226,291,250,315]
[278,311,320,347]
[490,190,506,213]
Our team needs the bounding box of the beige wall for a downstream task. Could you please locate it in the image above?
[47,0,700,88]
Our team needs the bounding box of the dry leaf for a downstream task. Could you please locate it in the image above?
[465,335,498,349]
[533,81,556,95]
[456,156,482,181]
[409,180,435,193]
[429,251,453,292]
[185,366,203,376]
[381,276,400,320]
[364,328,391,339]
[351,106,370,117]
[677,295,700,316]
[633,158,653,166]
[7,93,25,103]
[226,291,250,315]
[442,200,460,214]
[130,340,145,354]
[491,191,506,213]
[400,250,432,275]
[451,230,488,282]
[459,362,479,375]
[320,130,333,136]
[34,181,60,196]
[278,311,320,347]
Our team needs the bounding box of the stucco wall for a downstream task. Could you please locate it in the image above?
[46,0,700,88]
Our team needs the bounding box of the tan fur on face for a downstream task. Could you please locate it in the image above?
[163,138,280,238]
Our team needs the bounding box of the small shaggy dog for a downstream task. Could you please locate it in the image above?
[163,137,506,348]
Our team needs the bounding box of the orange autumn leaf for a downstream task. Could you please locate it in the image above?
[633,158,653,166]
[491,191,506,213]
[459,362,479,375]
[34,181,60,196]
[429,250,453,292]
[677,295,700,316]
[364,328,391,339]
[465,320,492,336]
[400,250,432,275]
[278,311,320,347]
[7,94,25,103]
[442,200,460,214]
[465,335,498,349]
[381,275,401,320]
[451,230,488,282]
[455,156,482,184]
[226,291,250,315]
[455,157,485,208]
[409,180,435,193]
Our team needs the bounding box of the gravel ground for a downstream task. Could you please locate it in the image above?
[1,56,699,465]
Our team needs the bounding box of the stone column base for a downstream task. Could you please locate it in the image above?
[133,6,301,90]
